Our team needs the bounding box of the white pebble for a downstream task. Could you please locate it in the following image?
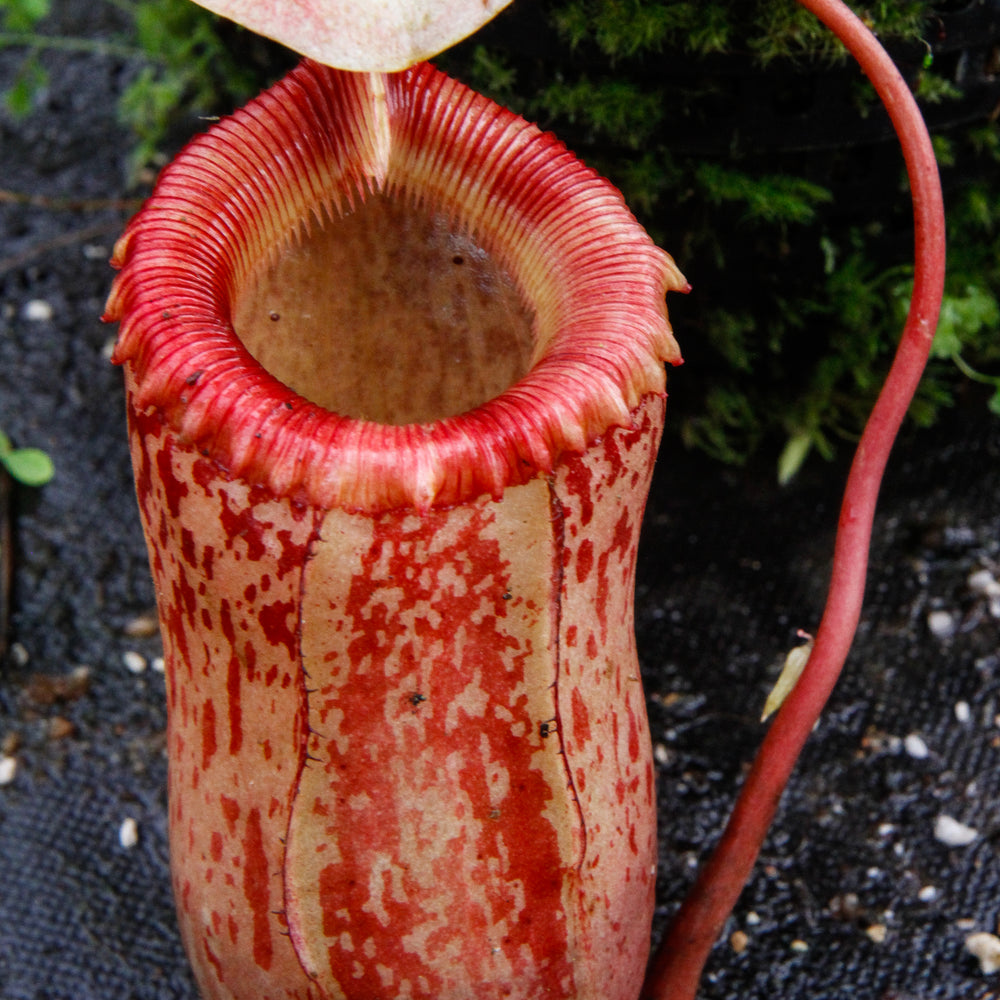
[119,817,139,849]
[904,733,930,759]
[934,814,979,847]
[927,609,958,639]
[917,885,938,902]
[966,932,1000,974]
[969,569,1000,618]
[0,755,17,785]
[790,939,809,953]
[152,656,165,673]
[123,650,147,674]
[955,700,972,724]
[968,568,997,592]
[22,299,53,322]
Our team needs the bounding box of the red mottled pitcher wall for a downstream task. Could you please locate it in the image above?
[128,398,321,1000]
[128,384,663,1000]
[109,60,685,1000]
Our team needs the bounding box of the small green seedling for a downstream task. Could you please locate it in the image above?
[0,430,54,487]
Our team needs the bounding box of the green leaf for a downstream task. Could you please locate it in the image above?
[2,56,48,119]
[990,388,1000,418]
[929,321,965,361]
[778,431,813,486]
[2,447,54,486]
[0,429,10,455]
[931,283,1000,360]
[0,0,51,32]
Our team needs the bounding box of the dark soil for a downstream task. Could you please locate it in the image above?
[1,7,999,1000]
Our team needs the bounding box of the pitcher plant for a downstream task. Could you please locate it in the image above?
[103,1,946,998]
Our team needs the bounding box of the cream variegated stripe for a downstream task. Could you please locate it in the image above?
[289,479,578,998]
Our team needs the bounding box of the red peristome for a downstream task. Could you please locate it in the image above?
[105,60,684,514]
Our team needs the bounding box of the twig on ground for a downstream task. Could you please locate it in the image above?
[0,220,126,278]
[0,188,143,212]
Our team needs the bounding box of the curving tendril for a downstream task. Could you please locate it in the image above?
[642,2,946,997]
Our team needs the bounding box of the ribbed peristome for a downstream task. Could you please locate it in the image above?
[105,61,686,513]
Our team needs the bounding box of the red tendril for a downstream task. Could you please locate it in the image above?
[642,2,946,997]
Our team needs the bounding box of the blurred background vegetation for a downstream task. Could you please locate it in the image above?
[2,0,998,480]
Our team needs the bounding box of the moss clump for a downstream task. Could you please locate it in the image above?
[5,0,993,477]
[443,0,998,477]
[0,0,292,179]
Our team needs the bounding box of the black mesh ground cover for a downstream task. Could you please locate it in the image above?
[2,10,1000,1000]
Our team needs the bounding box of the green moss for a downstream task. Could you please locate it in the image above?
[552,1,733,59]
[548,0,929,63]
[750,1,927,65]
[693,165,832,226]
[6,0,992,476]
[1,0,287,176]
[447,0,995,477]
[531,74,666,147]
[117,0,266,177]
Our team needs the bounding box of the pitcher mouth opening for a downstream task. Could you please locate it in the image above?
[232,192,537,427]
[104,60,686,513]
